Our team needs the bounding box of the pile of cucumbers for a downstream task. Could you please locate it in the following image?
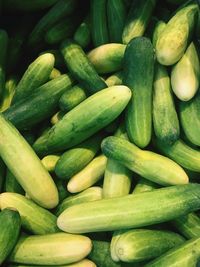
[1,0,200,266]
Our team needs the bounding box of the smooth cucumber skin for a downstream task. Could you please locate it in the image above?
[133,178,158,194]
[41,154,60,172]
[0,192,58,234]
[152,21,166,47]
[153,63,180,144]
[0,209,21,264]
[4,169,25,194]
[122,0,157,44]
[9,233,92,265]
[57,184,200,233]
[33,86,131,155]
[156,4,198,65]
[105,71,123,87]
[0,114,59,209]
[73,15,91,48]
[102,136,188,186]
[4,74,74,130]
[0,30,8,100]
[124,37,154,148]
[61,40,107,94]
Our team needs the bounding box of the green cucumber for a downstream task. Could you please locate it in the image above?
[90,0,109,47]
[0,30,8,100]
[105,71,123,87]
[50,111,65,125]
[55,133,103,180]
[73,15,91,48]
[12,53,55,104]
[171,42,200,101]
[154,138,200,172]
[3,0,59,11]
[57,183,200,233]
[122,0,157,44]
[0,209,21,264]
[0,76,18,112]
[112,229,184,263]
[88,43,126,74]
[107,0,126,43]
[153,63,180,144]
[0,192,58,234]
[59,84,88,112]
[145,237,200,267]
[9,233,92,265]
[179,90,200,146]
[133,178,158,194]
[124,37,154,148]
[55,186,102,216]
[101,137,188,186]
[55,180,70,202]
[67,155,107,193]
[156,4,198,65]
[40,49,65,69]
[28,0,77,45]
[41,154,60,172]
[33,85,131,155]
[4,170,25,194]
[61,40,107,93]
[49,68,62,80]
[0,114,59,209]
[4,74,74,130]
[152,20,166,47]
[0,157,6,193]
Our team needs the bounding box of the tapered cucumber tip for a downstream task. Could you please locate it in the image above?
[38,52,55,66]
[67,179,79,193]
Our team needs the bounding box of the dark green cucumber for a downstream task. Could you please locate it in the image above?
[153,63,180,144]
[0,157,5,193]
[73,15,91,48]
[0,30,8,100]
[61,40,107,94]
[122,0,157,44]
[4,170,25,195]
[124,37,155,148]
[55,180,70,202]
[3,0,59,11]
[57,184,200,233]
[0,208,21,264]
[33,85,131,155]
[90,0,109,47]
[4,74,74,130]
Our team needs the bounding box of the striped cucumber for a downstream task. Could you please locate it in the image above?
[57,184,200,233]
[4,74,74,130]
[152,20,166,47]
[4,170,24,194]
[41,154,60,172]
[153,63,180,144]
[124,37,154,148]
[105,71,123,87]
[0,76,18,112]
[0,114,59,209]
[33,86,131,155]
[0,30,8,100]
[67,155,107,193]
[12,53,55,104]
[9,233,92,265]
[88,43,126,74]
[61,40,107,94]
[3,0,59,11]
[55,187,102,216]
[0,208,21,264]
[171,42,200,101]
[73,15,91,48]
[0,192,58,234]
[122,0,157,44]
[90,0,109,47]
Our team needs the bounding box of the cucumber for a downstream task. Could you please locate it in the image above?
[9,233,92,265]
[40,49,65,69]
[4,170,25,194]
[145,237,200,267]
[102,137,188,186]
[4,74,74,130]
[152,20,166,47]
[49,68,62,80]
[57,183,200,233]
[0,114,59,209]
[122,0,157,44]
[179,90,200,146]
[124,37,154,148]
[28,0,77,45]
[61,40,107,94]
[3,0,59,11]
[0,192,58,234]
[74,15,91,48]
[112,229,184,263]
[67,155,107,193]
[105,71,123,87]
[153,63,180,144]
[41,154,60,172]
[90,0,109,47]
[0,76,18,112]
[55,180,70,202]
[0,208,21,264]
[50,111,65,125]
[55,186,102,216]
[171,42,200,101]
[88,43,126,74]
[154,138,200,172]
[55,133,103,180]
[33,85,131,155]
[133,178,158,194]
[156,4,198,65]
[0,30,8,100]
[107,0,126,43]
[0,157,6,193]
[12,53,55,104]
[59,84,88,112]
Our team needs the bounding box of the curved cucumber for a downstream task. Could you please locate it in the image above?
[33,86,131,155]
[4,170,25,194]
[124,37,154,148]
[0,30,8,100]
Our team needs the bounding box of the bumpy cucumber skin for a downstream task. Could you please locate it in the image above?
[124,37,155,148]
[0,209,21,264]
[0,30,8,100]
[57,184,200,233]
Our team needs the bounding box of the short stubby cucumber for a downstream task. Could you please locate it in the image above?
[33,86,131,155]
[41,154,60,172]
